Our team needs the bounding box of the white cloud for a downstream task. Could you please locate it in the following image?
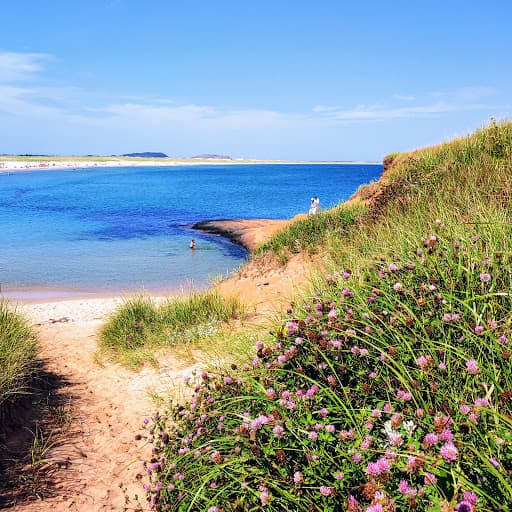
[0,51,53,82]
[393,94,416,101]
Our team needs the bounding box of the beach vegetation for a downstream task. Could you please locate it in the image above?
[99,290,246,368]
[0,300,38,425]
[138,120,512,511]
[257,204,363,263]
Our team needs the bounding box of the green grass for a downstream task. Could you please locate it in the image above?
[257,203,363,263]
[138,120,512,511]
[0,300,38,424]
[99,290,246,368]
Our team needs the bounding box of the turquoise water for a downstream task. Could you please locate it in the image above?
[0,164,382,297]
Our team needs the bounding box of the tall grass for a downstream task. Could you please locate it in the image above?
[99,290,246,368]
[257,203,363,263]
[0,300,38,424]
[139,120,512,511]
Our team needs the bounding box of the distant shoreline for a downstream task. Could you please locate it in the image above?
[0,157,381,173]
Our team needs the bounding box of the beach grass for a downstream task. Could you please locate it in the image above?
[99,290,246,368]
[140,120,512,511]
[0,300,38,425]
[257,203,363,263]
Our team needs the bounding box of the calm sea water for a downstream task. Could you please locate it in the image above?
[0,164,382,298]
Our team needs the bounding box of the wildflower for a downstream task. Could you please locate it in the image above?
[423,432,439,446]
[319,485,332,497]
[424,473,436,485]
[343,271,351,279]
[352,452,362,463]
[479,272,491,283]
[399,480,411,494]
[383,403,393,413]
[293,471,304,484]
[489,457,499,467]
[474,325,484,335]
[325,424,336,433]
[308,431,318,441]
[416,355,432,369]
[273,425,285,438]
[389,433,403,447]
[440,429,454,442]
[463,492,478,506]
[260,489,270,506]
[440,441,458,462]
[251,415,269,430]
[388,263,398,271]
[265,388,276,400]
[465,359,480,375]
[459,404,471,414]
[455,501,474,512]
[208,507,220,512]
[439,362,447,371]
[474,397,489,407]
[393,282,403,292]
[224,376,233,384]
[366,503,385,512]
[328,308,338,321]
[471,235,479,243]
[334,472,344,480]
[416,408,425,418]
[499,335,509,344]
[347,495,360,512]
[360,435,373,450]
[397,389,412,401]
[319,407,329,417]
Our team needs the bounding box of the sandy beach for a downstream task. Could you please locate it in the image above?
[0,158,379,173]
[2,217,314,511]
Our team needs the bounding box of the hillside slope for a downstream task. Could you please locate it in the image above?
[141,120,512,511]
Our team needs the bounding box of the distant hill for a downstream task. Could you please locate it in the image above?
[190,154,232,160]
[121,152,168,158]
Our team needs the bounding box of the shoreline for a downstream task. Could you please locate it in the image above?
[0,158,381,173]
[3,216,295,302]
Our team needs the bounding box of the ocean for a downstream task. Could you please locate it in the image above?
[0,163,382,298]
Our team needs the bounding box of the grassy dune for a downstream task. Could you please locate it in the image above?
[99,290,246,368]
[0,301,38,425]
[139,120,512,511]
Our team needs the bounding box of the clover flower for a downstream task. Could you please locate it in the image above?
[440,441,458,462]
[319,485,332,497]
[273,425,285,438]
[465,359,480,375]
[293,471,304,484]
[479,272,491,283]
[456,501,474,512]
[398,479,411,494]
[424,473,436,485]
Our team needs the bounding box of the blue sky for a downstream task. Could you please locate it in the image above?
[1,1,511,160]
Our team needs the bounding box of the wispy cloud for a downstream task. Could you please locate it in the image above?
[0,50,54,82]
[311,87,503,122]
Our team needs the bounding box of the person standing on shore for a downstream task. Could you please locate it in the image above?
[309,196,320,215]
[309,197,316,215]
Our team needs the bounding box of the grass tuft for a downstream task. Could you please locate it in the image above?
[99,290,246,368]
[0,300,38,424]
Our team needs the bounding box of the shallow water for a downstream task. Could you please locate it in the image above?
[0,163,382,297]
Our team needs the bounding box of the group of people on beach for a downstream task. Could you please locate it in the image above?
[309,196,320,215]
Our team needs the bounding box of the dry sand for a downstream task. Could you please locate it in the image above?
[4,218,315,511]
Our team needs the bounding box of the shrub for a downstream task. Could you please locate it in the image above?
[142,231,512,511]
